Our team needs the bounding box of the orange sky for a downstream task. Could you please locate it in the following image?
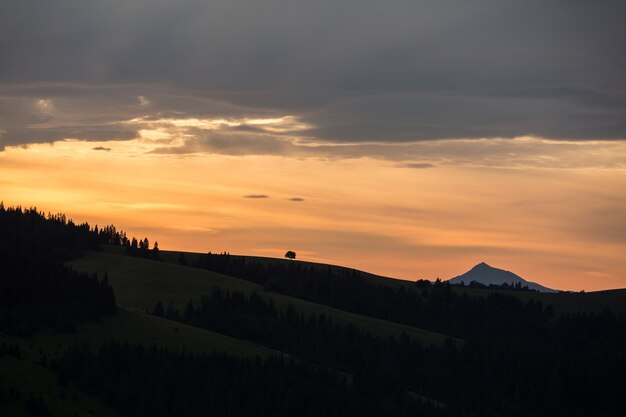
[1,131,625,292]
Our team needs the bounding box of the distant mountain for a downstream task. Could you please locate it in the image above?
[448,262,558,293]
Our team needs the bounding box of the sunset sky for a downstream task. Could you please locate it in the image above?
[1,1,625,291]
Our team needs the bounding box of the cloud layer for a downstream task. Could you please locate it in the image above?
[1,0,625,150]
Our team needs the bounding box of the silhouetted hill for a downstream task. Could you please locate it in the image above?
[448,262,558,293]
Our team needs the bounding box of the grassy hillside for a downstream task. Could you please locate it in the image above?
[69,250,452,346]
[159,248,626,315]
[70,251,260,312]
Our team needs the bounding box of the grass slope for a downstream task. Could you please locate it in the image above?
[450,286,626,315]
[69,250,452,346]
[3,308,272,363]
[158,249,413,288]
[0,356,123,417]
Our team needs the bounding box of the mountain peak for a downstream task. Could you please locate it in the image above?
[448,262,557,293]
[469,262,498,273]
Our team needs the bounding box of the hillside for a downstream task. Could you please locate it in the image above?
[69,249,452,346]
[3,207,626,417]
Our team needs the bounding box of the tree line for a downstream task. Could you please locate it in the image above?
[0,205,117,335]
[450,280,538,291]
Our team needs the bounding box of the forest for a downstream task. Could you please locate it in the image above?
[154,288,626,416]
[51,342,444,417]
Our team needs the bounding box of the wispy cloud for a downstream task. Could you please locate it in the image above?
[93,146,112,151]
[243,194,269,199]
[288,197,305,202]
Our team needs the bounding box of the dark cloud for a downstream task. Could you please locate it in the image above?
[147,127,626,169]
[396,163,435,169]
[1,0,625,149]
[288,197,305,202]
[0,90,142,148]
[243,194,269,199]
[93,146,112,151]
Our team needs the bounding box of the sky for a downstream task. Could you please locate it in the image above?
[1,0,625,291]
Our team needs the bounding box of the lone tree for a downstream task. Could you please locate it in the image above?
[284,251,296,260]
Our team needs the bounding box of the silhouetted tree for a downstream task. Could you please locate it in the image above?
[152,301,165,317]
[24,395,51,417]
[415,279,432,288]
